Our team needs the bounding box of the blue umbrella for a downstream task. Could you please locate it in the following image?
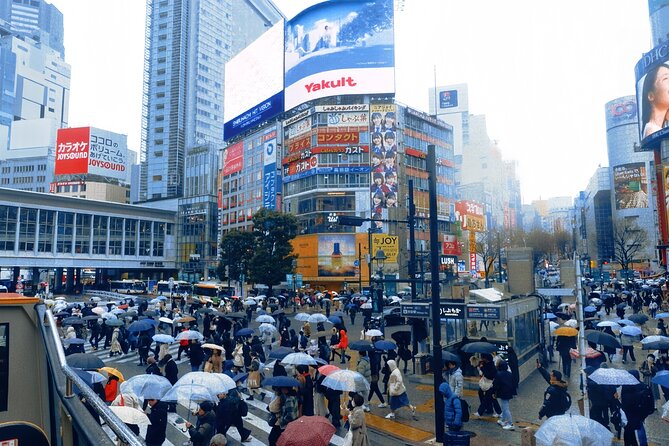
[67,353,105,370]
[543,313,557,320]
[64,338,85,346]
[262,376,300,388]
[235,328,254,337]
[620,326,642,336]
[655,312,669,319]
[128,319,156,333]
[233,372,249,383]
[651,370,669,388]
[584,306,597,313]
[374,340,397,351]
[349,340,374,351]
[327,316,342,324]
[268,347,294,360]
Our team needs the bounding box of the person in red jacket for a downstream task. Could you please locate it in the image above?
[334,328,351,364]
[104,375,119,404]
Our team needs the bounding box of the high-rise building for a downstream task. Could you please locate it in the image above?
[140,0,282,202]
[0,0,64,57]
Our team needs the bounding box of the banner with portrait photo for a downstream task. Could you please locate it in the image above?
[613,162,648,209]
[370,103,398,233]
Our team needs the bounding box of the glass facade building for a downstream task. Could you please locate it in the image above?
[0,0,64,57]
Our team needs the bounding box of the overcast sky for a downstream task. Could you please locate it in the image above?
[50,0,652,204]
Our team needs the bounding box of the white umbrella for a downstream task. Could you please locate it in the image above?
[596,321,620,329]
[620,326,642,336]
[161,383,218,405]
[255,315,275,324]
[294,313,311,322]
[109,406,151,425]
[201,343,224,351]
[365,329,383,337]
[360,302,372,309]
[308,314,329,324]
[159,317,173,324]
[173,371,236,394]
[152,334,175,344]
[91,307,105,315]
[641,335,669,344]
[563,319,578,328]
[259,323,277,333]
[322,370,370,393]
[281,352,318,366]
[589,368,640,386]
[535,414,613,446]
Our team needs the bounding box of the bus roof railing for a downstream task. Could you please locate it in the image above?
[37,304,145,446]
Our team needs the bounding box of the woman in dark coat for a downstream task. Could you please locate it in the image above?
[296,365,314,416]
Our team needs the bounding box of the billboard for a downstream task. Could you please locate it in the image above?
[284,0,395,111]
[55,127,129,181]
[605,96,637,130]
[455,200,485,232]
[262,128,278,210]
[317,234,357,276]
[613,162,648,209]
[223,20,285,141]
[370,103,397,232]
[429,84,468,115]
[635,40,669,150]
[222,141,244,176]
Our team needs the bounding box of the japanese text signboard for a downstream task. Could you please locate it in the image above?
[400,303,430,318]
[438,303,466,319]
[55,127,128,181]
[466,305,503,320]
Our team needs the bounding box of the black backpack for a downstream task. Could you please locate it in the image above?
[237,398,249,417]
[637,385,655,418]
[458,397,470,422]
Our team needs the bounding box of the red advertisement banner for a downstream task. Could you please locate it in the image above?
[55,127,91,175]
[223,141,244,175]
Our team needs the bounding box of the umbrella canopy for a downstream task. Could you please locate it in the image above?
[655,312,669,319]
[161,383,218,405]
[268,347,294,360]
[55,311,71,317]
[158,317,173,324]
[627,314,649,324]
[596,321,621,329]
[535,413,613,446]
[63,338,85,346]
[99,367,125,382]
[233,372,249,383]
[105,319,124,327]
[152,334,175,344]
[616,319,636,326]
[589,368,640,386]
[67,353,105,370]
[91,307,105,315]
[651,370,669,388]
[554,327,578,337]
[543,313,557,320]
[259,323,277,333]
[460,341,498,354]
[174,316,196,324]
[63,317,85,326]
[227,312,247,319]
[374,340,397,351]
[563,319,578,328]
[271,309,285,316]
[235,328,254,337]
[620,326,642,336]
[365,329,383,337]
[585,330,621,349]
[74,369,106,386]
[327,316,342,324]
[276,416,336,446]
[348,340,374,352]
[442,350,461,364]
[557,303,570,309]
[109,406,151,425]
[127,319,156,333]
[282,352,318,366]
[83,315,100,321]
[172,371,236,394]
[120,374,172,400]
[175,330,204,342]
[322,369,370,393]
[255,315,275,324]
[294,313,311,322]
[391,331,411,345]
[583,306,597,313]
[641,336,669,350]
[262,376,301,388]
[318,364,340,376]
[307,314,329,324]
[555,312,571,320]
[589,298,603,306]
[244,299,257,306]
[616,303,627,310]
[201,343,224,351]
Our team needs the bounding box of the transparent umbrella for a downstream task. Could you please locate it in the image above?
[322,369,370,393]
[175,330,204,342]
[307,314,329,324]
[535,413,613,446]
[255,315,275,324]
[120,374,172,400]
[109,406,151,425]
[172,371,236,394]
[294,313,311,322]
[281,352,318,366]
[161,383,218,412]
[589,368,640,386]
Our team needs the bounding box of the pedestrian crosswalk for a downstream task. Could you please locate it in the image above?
[81,342,191,366]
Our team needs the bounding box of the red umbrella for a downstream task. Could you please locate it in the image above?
[318,364,340,376]
[276,416,336,446]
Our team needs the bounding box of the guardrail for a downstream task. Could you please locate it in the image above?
[85,290,137,301]
[36,304,145,446]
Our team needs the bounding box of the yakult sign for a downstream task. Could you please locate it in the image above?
[55,127,129,181]
[284,0,395,111]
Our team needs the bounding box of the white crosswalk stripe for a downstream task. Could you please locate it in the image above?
[81,343,191,366]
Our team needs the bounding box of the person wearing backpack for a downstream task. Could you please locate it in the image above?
[439,381,463,432]
[536,363,571,419]
[215,388,252,442]
[621,370,653,446]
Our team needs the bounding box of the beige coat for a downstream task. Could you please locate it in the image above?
[110,328,122,354]
[348,405,370,446]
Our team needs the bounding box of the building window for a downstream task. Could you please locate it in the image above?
[92,215,108,255]
[56,212,73,253]
[37,210,55,253]
[75,214,91,254]
[18,208,37,252]
[0,205,17,251]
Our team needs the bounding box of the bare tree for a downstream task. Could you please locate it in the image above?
[475,230,500,288]
[611,219,648,282]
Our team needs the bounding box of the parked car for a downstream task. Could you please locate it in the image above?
[373,307,406,327]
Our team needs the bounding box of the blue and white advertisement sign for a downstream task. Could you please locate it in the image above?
[263,128,278,209]
[284,0,395,111]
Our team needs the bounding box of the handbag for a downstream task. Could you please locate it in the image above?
[479,376,493,391]
[342,429,353,446]
[248,371,261,389]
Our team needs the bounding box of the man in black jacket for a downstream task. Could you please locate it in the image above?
[536,363,571,419]
[144,398,168,446]
[186,401,217,446]
[215,389,251,442]
[555,334,576,378]
[160,353,179,412]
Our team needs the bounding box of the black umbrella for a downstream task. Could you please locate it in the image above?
[627,314,648,324]
[555,312,571,320]
[442,350,461,365]
[142,309,159,317]
[585,330,621,349]
[616,303,627,310]
[83,315,99,321]
[63,317,85,326]
[391,330,411,345]
[268,347,294,360]
[460,341,497,354]
[642,340,669,350]
[271,309,285,316]
[349,340,374,351]
[55,311,70,317]
[67,353,105,370]
[262,376,300,388]
[226,312,246,319]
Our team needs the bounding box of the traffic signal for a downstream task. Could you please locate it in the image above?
[337,216,368,227]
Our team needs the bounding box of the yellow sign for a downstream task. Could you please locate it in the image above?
[465,215,485,232]
[372,234,399,263]
[469,232,476,252]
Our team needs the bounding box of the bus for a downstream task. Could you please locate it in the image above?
[155,280,192,297]
[192,281,224,304]
[109,279,147,295]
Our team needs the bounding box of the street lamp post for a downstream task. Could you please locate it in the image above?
[292,259,298,298]
[372,249,387,315]
[168,277,174,310]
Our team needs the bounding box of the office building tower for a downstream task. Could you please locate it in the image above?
[0,0,64,57]
[140,0,282,202]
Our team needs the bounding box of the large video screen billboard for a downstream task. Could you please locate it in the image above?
[613,162,649,209]
[224,20,285,141]
[635,40,669,150]
[284,0,395,111]
[55,127,129,181]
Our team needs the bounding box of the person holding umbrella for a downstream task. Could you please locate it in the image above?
[368,348,386,408]
[110,327,123,357]
[556,331,577,378]
[356,351,372,412]
[160,353,179,412]
[348,393,371,445]
[385,359,416,420]
[104,373,120,404]
[621,332,637,364]
[190,340,205,372]
[185,401,217,446]
[214,389,252,442]
[144,397,168,446]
